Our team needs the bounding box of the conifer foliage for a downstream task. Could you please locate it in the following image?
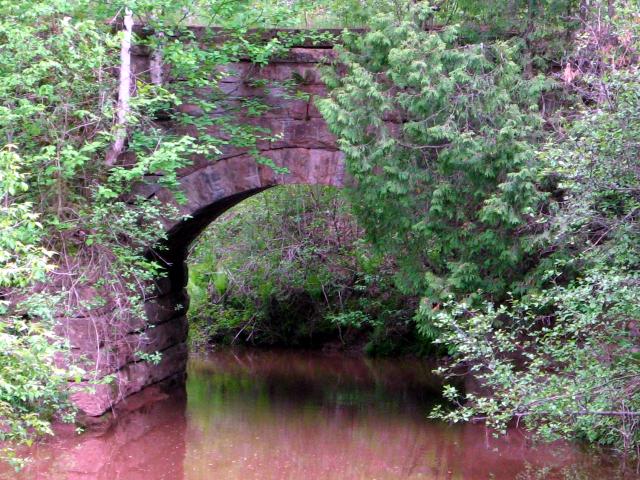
[318,3,549,325]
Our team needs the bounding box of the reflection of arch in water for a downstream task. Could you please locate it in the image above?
[10,384,187,480]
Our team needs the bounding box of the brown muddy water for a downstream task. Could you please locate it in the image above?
[2,348,637,479]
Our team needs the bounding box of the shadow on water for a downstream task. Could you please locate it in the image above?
[3,348,638,479]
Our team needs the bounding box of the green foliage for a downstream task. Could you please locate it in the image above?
[431,7,640,456]
[187,185,419,352]
[0,299,83,470]
[432,258,640,454]
[327,310,372,330]
[318,2,548,319]
[0,150,80,470]
[0,149,54,287]
[542,68,640,257]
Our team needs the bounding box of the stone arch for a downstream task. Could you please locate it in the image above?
[72,153,345,417]
[150,147,345,338]
[70,37,347,416]
[161,148,345,263]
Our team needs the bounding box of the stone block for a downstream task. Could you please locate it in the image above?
[71,342,189,417]
[143,289,189,328]
[73,314,189,377]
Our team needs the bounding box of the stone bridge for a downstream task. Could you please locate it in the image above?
[68,31,346,416]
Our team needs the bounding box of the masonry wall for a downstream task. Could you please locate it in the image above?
[66,36,344,416]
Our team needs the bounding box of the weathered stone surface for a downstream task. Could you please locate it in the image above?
[261,148,345,186]
[68,39,346,418]
[220,59,329,84]
[206,91,326,121]
[58,290,188,349]
[279,47,338,64]
[70,315,188,378]
[143,289,189,327]
[71,342,188,417]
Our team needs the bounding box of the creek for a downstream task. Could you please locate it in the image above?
[2,348,636,479]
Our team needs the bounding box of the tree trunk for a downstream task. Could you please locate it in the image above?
[105,8,134,167]
[149,32,164,87]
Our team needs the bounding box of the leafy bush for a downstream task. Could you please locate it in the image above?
[0,301,81,470]
[432,260,640,453]
[187,185,419,352]
[432,8,640,455]
[0,149,79,469]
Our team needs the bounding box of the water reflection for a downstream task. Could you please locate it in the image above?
[2,385,187,480]
[3,348,637,479]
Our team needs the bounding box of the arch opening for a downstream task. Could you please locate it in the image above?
[85,154,348,417]
[185,183,362,350]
